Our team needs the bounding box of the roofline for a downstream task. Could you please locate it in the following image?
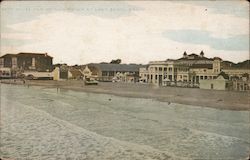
[0,53,16,58]
[17,52,53,58]
[0,52,53,58]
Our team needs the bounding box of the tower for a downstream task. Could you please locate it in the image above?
[213,57,221,73]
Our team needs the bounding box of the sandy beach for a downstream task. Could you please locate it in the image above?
[1,80,250,159]
[1,79,249,111]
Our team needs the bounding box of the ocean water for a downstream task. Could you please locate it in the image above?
[1,84,249,159]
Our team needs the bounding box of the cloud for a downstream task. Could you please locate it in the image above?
[1,33,34,40]
[1,1,142,26]
[1,1,249,64]
[128,1,249,38]
[163,30,249,51]
[176,1,249,19]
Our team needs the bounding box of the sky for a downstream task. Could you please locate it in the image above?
[1,1,249,65]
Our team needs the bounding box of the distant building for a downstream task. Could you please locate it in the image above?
[221,60,250,79]
[221,60,250,91]
[145,59,176,86]
[141,51,221,86]
[176,52,222,84]
[229,74,250,91]
[86,63,144,82]
[81,66,92,80]
[199,72,232,90]
[0,52,53,72]
[140,51,249,91]
[232,79,249,91]
[52,65,69,80]
[68,69,83,80]
[139,66,149,83]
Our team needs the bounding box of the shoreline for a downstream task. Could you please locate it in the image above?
[1,79,249,111]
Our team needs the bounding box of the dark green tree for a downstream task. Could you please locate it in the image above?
[110,59,121,64]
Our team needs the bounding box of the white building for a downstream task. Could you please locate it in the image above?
[140,51,222,86]
[199,73,231,90]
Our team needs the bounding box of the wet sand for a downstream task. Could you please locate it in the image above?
[1,79,249,111]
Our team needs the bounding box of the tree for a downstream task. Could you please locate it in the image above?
[110,59,121,64]
[200,50,204,57]
[183,51,187,58]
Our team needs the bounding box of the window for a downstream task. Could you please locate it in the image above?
[164,67,167,71]
[200,76,204,80]
[102,71,108,76]
[155,75,158,80]
[0,58,3,67]
[159,67,162,71]
[169,67,172,72]
[155,67,158,71]
[109,72,114,76]
[211,83,214,89]
[169,75,172,81]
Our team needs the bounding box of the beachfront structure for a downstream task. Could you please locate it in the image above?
[140,51,250,91]
[221,60,250,91]
[139,66,149,83]
[68,69,83,80]
[113,72,140,83]
[175,52,222,84]
[140,51,222,86]
[51,63,143,82]
[222,69,250,80]
[81,66,93,80]
[52,65,84,80]
[199,72,232,90]
[86,63,144,82]
[0,52,53,72]
[232,79,250,91]
[145,59,176,86]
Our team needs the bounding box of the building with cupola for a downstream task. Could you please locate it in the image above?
[139,51,223,86]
